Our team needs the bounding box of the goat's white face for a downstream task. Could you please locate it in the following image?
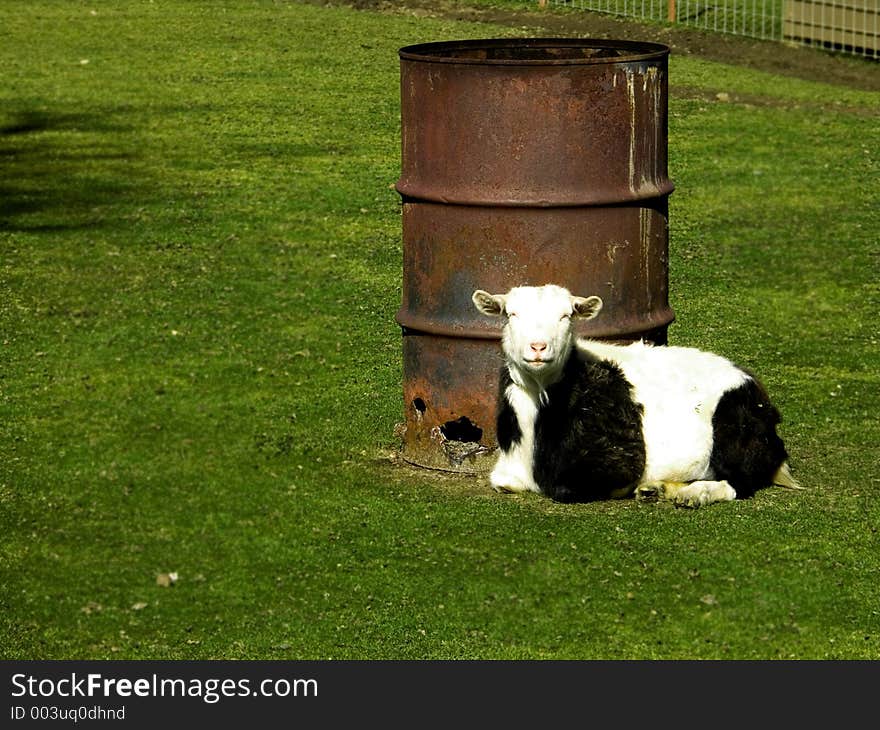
[473,285,602,379]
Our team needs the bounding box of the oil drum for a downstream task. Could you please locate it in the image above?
[396,38,674,473]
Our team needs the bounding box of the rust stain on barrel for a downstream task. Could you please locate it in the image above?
[395,38,674,473]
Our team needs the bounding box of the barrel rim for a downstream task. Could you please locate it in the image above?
[398,37,670,65]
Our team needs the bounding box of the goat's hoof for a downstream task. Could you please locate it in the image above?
[673,495,702,509]
[635,483,664,503]
[491,482,525,494]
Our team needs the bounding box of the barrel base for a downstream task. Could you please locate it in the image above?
[397,425,496,476]
[397,332,501,475]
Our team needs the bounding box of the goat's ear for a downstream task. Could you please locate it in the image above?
[472,290,506,317]
[571,295,602,320]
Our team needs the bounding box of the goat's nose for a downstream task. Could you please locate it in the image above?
[530,342,547,354]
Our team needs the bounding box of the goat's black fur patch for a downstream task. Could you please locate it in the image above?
[532,350,646,503]
[495,367,522,451]
[710,377,789,498]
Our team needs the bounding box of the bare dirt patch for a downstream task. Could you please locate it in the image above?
[324,0,879,92]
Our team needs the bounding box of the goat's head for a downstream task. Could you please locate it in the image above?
[472,285,602,382]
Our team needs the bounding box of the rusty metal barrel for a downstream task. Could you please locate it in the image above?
[395,38,675,474]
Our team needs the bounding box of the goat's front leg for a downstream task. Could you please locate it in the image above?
[489,449,540,494]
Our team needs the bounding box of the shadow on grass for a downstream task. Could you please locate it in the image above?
[0,108,150,233]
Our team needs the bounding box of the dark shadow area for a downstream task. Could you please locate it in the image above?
[0,108,145,233]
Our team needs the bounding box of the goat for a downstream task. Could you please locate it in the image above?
[472,284,799,507]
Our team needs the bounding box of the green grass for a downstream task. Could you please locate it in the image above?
[2,0,879,659]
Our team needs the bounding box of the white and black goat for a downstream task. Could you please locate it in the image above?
[472,284,799,508]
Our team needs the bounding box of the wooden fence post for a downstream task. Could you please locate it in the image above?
[668,0,676,22]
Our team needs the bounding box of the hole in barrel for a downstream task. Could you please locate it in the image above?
[440,416,483,443]
[412,398,427,414]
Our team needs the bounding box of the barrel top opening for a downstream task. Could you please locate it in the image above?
[398,37,669,65]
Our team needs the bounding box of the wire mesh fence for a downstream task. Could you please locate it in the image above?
[548,0,879,59]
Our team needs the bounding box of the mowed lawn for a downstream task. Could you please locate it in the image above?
[2,0,879,659]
